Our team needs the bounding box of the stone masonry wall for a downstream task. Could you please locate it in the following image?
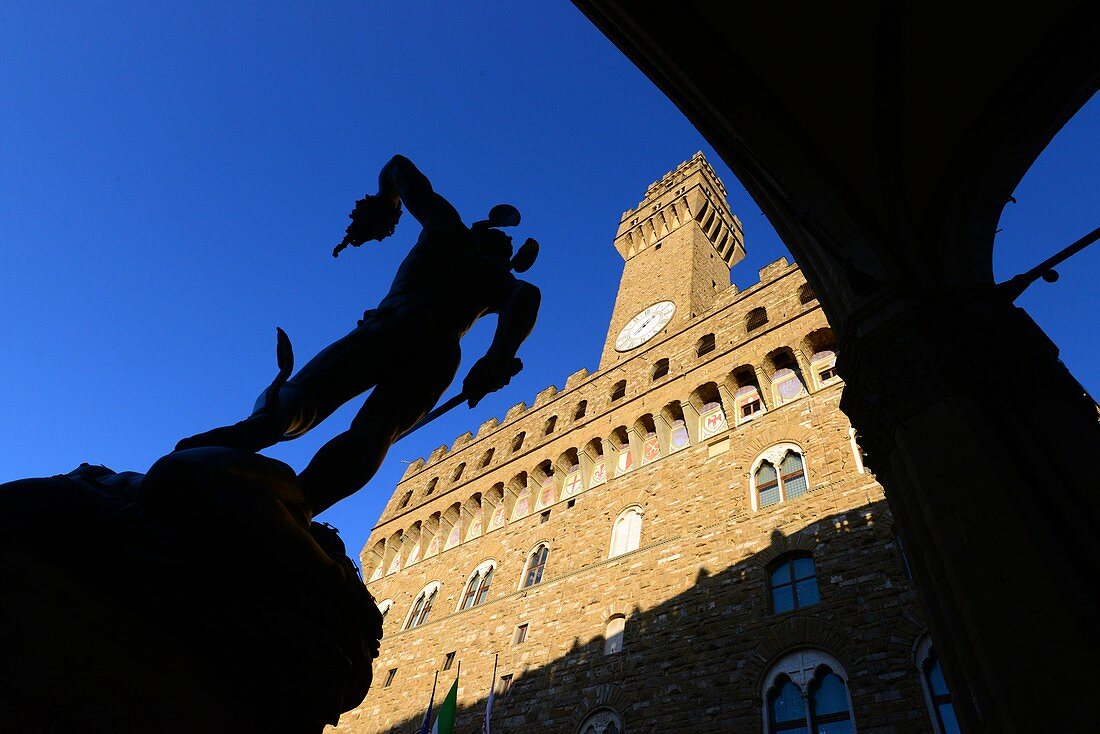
[336,260,933,733]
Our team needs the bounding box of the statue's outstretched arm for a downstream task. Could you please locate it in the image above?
[463,279,541,407]
[378,155,462,231]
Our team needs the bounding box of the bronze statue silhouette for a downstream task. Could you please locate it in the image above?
[176,155,541,516]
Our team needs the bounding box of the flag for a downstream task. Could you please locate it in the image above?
[483,654,498,734]
[416,671,438,734]
[430,675,459,734]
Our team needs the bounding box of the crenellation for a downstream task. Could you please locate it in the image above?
[504,402,528,420]
[533,385,559,406]
[564,367,590,389]
[758,256,790,283]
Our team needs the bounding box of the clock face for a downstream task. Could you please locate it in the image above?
[615,301,676,351]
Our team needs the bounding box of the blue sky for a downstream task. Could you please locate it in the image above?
[2,2,1097,563]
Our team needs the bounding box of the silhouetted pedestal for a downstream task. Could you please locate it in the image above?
[0,448,381,734]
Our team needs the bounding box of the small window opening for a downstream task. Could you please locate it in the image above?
[742,398,762,417]
[799,282,816,304]
[499,674,514,698]
[398,490,413,509]
[383,668,397,687]
[452,462,465,482]
[652,358,670,380]
[480,448,495,468]
[567,499,576,508]
[443,652,456,671]
[543,416,557,436]
[611,380,626,401]
[514,624,529,644]
[574,400,588,419]
[746,307,769,332]
[695,333,716,357]
[426,477,438,495]
[540,510,551,523]
[511,432,526,453]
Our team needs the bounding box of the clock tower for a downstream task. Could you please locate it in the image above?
[600,152,746,369]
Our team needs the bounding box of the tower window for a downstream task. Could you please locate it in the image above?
[398,490,413,509]
[511,432,525,453]
[799,282,816,304]
[695,333,716,357]
[610,380,626,401]
[521,545,549,588]
[609,507,643,558]
[452,462,465,482]
[764,651,855,734]
[383,668,397,687]
[574,400,588,419]
[498,674,514,698]
[768,552,821,613]
[746,307,769,332]
[543,415,557,436]
[460,564,495,611]
[443,651,456,671]
[404,585,439,630]
[652,358,670,380]
[479,448,494,468]
[754,448,809,508]
[604,616,626,655]
[919,639,961,734]
[425,477,438,495]
[514,623,529,644]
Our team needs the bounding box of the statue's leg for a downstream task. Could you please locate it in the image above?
[174,410,290,453]
[299,342,460,515]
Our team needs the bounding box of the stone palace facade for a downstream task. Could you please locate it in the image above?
[333,154,959,734]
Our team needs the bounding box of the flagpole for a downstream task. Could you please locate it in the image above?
[417,670,439,734]
[483,653,498,734]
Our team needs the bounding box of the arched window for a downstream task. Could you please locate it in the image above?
[768,553,821,613]
[604,616,626,655]
[578,708,622,734]
[398,490,413,509]
[511,432,526,453]
[917,636,961,734]
[404,583,439,630]
[696,333,716,357]
[610,379,626,401]
[768,675,806,732]
[479,448,495,468]
[609,507,643,558]
[521,544,549,588]
[763,651,855,734]
[425,477,438,495]
[809,667,853,733]
[747,307,769,332]
[377,598,393,621]
[753,445,810,509]
[810,350,838,386]
[651,358,670,380]
[781,451,808,499]
[574,400,588,419]
[459,562,496,611]
[544,415,558,435]
[452,462,466,482]
[756,462,780,507]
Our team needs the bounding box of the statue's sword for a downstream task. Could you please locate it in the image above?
[398,392,467,441]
